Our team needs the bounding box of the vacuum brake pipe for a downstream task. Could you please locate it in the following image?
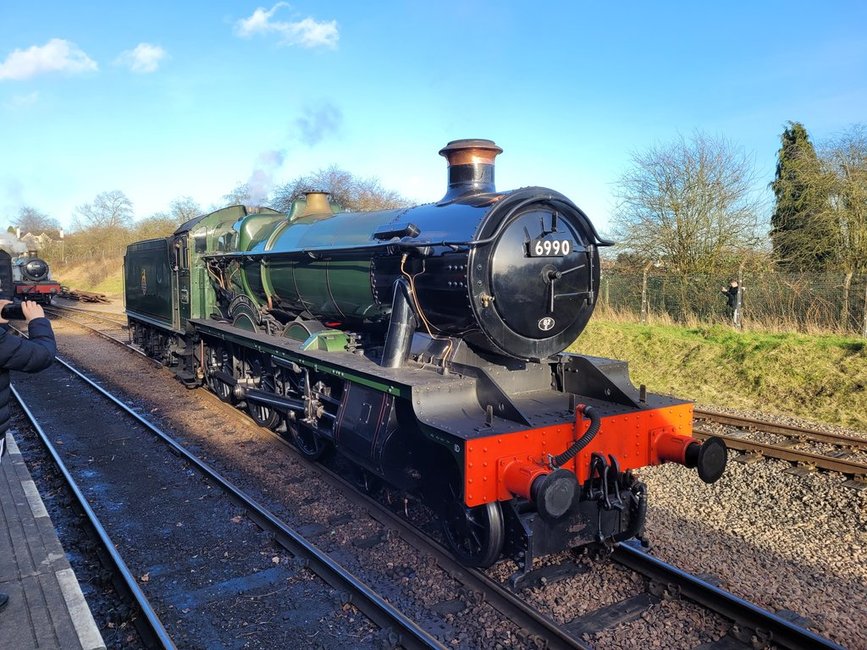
[551,404,600,468]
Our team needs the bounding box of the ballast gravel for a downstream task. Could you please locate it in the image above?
[638,448,866,650]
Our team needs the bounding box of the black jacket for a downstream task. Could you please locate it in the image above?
[0,317,56,435]
[723,286,739,309]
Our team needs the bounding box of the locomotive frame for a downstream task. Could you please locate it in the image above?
[124,140,726,579]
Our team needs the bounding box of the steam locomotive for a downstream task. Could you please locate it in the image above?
[124,139,726,579]
[11,253,61,304]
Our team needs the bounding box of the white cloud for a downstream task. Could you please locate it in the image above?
[235,3,288,37]
[0,39,98,81]
[115,43,168,73]
[235,3,338,49]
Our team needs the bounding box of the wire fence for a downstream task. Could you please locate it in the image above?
[599,270,867,337]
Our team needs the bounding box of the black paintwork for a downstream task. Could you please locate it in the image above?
[0,251,12,300]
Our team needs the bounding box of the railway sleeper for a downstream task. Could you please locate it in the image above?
[564,592,660,636]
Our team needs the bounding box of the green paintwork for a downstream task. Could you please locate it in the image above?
[234,198,343,311]
[184,205,282,321]
[242,255,386,321]
[224,202,406,324]
[190,319,409,398]
[124,238,175,327]
[299,330,349,352]
[126,205,285,330]
[237,212,286,251]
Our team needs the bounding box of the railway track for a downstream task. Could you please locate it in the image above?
[44,303,130,344]
[694,409,867,486]
[47,302,127,322]
[25,319,598,647]
[28,312,849,648]
[13,384,174,649]
[12,352,443,649]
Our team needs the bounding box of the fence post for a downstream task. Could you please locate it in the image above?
[862,279,867,338]
[842,271,853,333]
[640,261,652,324]
[734,261,746,329]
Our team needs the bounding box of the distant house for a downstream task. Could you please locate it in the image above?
[20,232,54,252]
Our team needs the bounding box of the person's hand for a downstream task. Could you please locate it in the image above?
[0,299,10,324]
[21,300,45,322]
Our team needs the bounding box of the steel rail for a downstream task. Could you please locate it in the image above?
[694,409,867,449]
[693,427,867,476]
[44,305,128,328]
[12,385,177,650]
[613,543,845,650]
[320,443,845,650]
[41,309,152,362]
[301,447,592,650]
[45,353,445,650]
[157,366,592,649]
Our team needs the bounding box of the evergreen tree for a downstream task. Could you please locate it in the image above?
[770,122,830,270]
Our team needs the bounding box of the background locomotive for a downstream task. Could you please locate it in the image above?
[124,139,726,578]
[11,252,61,304]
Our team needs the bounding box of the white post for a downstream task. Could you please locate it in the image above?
[640,261,653,324]
[842,272,853,333]
[862,279,867,338]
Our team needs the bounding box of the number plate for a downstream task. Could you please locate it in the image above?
[528,238,572,257]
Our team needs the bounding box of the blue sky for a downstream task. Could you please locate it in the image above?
[1,1,865,236]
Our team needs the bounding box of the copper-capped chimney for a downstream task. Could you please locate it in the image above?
[438,139,503,202]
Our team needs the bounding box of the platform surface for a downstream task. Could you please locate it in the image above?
[0,432,104,650]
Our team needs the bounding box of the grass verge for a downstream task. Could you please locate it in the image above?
[570,320,867,430]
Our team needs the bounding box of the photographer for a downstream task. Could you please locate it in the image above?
[720,280,742,327]
[0,299,56,612]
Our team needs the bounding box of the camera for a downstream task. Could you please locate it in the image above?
[1,303,25,321]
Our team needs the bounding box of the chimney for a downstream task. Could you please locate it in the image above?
[438,139,503,202]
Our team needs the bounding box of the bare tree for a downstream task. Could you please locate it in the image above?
[820,124,867,274]
[612,132,762,275]
[15,206,60,235]
[168,196,202,223]
[131,215,179,241]
[222,183,252,208]
[73,190,134,230]
[271,165,409,213]
[71,191,135,259]
[131,196,202,242]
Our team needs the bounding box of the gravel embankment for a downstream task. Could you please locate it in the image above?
[640,447,866,649]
